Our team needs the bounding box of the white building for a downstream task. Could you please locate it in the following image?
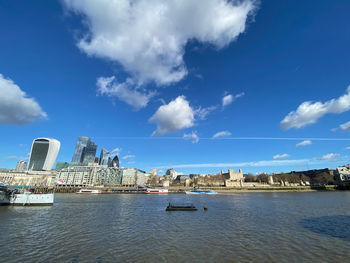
[336,164,350,182]
[28,138,60,171]
[14,160,27,172]
[56,167,146,187]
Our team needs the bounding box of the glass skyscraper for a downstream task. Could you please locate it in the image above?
[71,136,97,166]
[111,155,119,168]
[99,148,110,166]
[71,136,90,164]
[82,140,97,165]
[28,138,60,171]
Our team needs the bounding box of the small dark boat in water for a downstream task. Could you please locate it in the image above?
[166,203,197,211]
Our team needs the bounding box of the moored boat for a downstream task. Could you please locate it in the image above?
[10,191,54,206]
[185,190,218,195]
[166,203,197,211]
[0,182,10,205]
[144,188,168,194]
[0,183,54,206]
[76,189,102,194]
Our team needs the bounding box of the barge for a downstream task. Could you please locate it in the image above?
[166,203,197,211]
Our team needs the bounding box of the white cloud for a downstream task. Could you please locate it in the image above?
[159,159,309,169]
[158,154,346,169]
[345,147,350,150]
[296,140,312,147]
[320,153,339,160]
[0,74,47,125]
[195,106,217,120]
[149,96,195,135]
[222,92,244,107]
[222,94,233,107]
[213,130,232,138]
[97,76,155,110]
[183,131,199,143]
[64,0,256,87]
[122,155,135,160]
[281,86,350,130]
[273,153,290,160]
[340,121,350,131]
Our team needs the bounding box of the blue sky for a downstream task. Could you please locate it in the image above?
[1,0,350,175]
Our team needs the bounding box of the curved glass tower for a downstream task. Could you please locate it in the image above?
[28,138,60,171]
[99,148,110,165]
[111,155,119,168]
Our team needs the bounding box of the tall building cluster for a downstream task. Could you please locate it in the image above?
[53,136,148,187]
[69,136,117,168]
[6,135,131,188]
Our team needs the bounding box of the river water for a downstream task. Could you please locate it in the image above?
[0,192,349,262]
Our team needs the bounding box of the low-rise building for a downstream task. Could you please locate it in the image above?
[224,169,244,187]
[336,164,350,184]
[55,162,69,171]
[0,169,56,187]
[56,166,146,187]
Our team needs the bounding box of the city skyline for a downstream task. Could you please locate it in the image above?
[1,0,350,174]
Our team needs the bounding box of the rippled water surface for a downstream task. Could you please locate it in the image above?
[1,192,350,263]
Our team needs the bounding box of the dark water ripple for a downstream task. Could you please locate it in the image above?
[1,192,350,262]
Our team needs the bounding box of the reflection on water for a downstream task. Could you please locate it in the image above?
[1,192,350,263]
[300,215,350,241]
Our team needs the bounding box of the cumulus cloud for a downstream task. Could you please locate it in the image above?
[0,74,47,125]
[97,76,155,110]
[64,0,256,88]
[281,86,350,130]
[340,121,350,131]
[296,140,312,147]
[213,131,232,138]
[273,153,290,160]
[222,92,244,107]
[183,131,199,143]
[320,153,339,160]
[150,96,217,135]
[149,96,195,135]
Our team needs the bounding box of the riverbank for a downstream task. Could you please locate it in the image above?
[195,185,350,192]
[6,184,350,194]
